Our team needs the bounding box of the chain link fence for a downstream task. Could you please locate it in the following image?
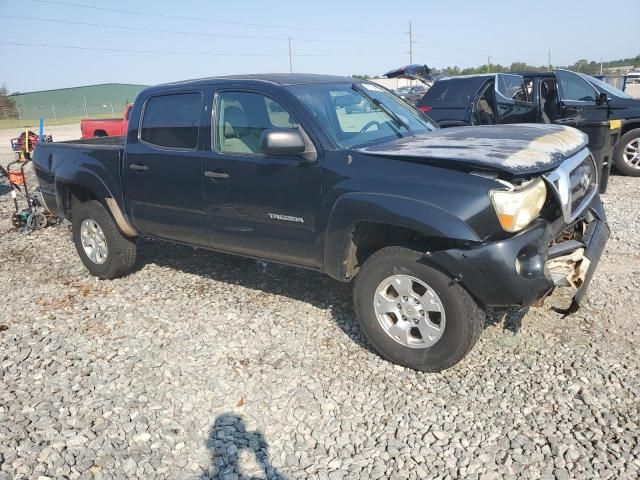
[1,102,123,127]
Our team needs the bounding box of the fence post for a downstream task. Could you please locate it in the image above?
[110,102,115,116]
[51,105,57,120]
[17,107,24,128]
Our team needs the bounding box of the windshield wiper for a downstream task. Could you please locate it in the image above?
[351,83,414,137]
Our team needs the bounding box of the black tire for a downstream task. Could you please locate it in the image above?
[353,246,485,372]
[613,128,640,177]
[72,200,137,279]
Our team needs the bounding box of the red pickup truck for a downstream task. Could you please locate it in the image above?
[81,104,132,139]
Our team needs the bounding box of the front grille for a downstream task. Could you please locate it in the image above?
[569,156,597,216]
[543,149,598,224]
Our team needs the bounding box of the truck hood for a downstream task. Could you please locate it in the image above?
[360,124,588,175]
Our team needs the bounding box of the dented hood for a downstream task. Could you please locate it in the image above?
[360,124,588,175]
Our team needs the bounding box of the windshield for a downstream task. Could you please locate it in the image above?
[580,73,633,99]
[396,86,412,94]
[289,82,437,149]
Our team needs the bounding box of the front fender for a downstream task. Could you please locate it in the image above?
[323,192,482,280]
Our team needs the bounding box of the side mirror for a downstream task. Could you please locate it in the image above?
[596,92,608,105]
[260,128,306,156]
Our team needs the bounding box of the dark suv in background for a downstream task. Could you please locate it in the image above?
[394,85,427,106]
[416,69,640,177]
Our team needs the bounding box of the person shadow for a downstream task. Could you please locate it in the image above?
[203,413,285,480]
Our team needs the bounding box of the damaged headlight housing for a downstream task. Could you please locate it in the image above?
[490,178,547,233]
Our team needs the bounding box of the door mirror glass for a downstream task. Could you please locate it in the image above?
[260,128,306,156]
[555,69,598,102]
[596,92,608,105]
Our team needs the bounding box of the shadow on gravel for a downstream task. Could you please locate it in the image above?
[136,239,376,353]
[203,413,285,479]
[485,307,529,333]
[137,240,525,354]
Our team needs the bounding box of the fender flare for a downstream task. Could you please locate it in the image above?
[53,167,138,237]
[323,192,482,280]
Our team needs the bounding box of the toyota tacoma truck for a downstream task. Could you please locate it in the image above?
[32,74,609,372]
[81,103,133,139]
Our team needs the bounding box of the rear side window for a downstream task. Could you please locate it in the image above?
[419,79,481,107]
[141,93,202,149]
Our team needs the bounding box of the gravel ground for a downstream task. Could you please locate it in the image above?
[0,126,639,479]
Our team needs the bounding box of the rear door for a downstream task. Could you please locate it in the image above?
[202,88,323,267]
[554,69,608,121]
[494,74,537,123]
[418,78,478,127]
[123,91,209,245]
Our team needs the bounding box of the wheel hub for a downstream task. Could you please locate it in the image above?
[374,274,446,349]
[80,218,108,264]
[623,138,640,170]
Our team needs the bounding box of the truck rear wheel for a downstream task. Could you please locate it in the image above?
[72,200,137,279]
[353,246,485,372]
[614,128,640,177]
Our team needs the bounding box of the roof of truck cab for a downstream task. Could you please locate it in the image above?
[158,73,355,88]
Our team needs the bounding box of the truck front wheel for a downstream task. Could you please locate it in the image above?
[614,128,640,177]
[72,200,137,279]
[353,246,485,372]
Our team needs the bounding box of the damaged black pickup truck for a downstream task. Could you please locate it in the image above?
[32,74,609,371]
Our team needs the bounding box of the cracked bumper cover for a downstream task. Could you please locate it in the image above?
[423,196,609,309]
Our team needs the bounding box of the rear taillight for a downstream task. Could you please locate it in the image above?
[417,106,432,113]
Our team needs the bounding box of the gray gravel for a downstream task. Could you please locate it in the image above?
[0,155,639,479]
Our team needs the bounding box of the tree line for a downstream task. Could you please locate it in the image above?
[442,55,640,76]
[351,55,640,79]
[0,84,18,119]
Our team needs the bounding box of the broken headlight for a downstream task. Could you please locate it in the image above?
[490,178,547,233]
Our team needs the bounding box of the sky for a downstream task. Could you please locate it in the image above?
[1,0,639,93]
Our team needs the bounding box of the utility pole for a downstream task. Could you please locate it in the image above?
[600,58,603,75]
[288,37,293,73]
[547,48,551,70]
[407,21,414,64]
[487,55,491,73]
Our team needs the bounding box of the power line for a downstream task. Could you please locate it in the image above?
[0,41,402,58]
[0,14,405,45]
[27,0,403,35]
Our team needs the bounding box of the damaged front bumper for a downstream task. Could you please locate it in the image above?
[424,195,609,311]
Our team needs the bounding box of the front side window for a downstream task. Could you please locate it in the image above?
[140,93,201,149]
[495,74,533,103]
[556,70,598,102]
[290,82,436,149]
[215,91,299,154]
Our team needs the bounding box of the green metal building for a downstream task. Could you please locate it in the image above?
[10,83,148,121]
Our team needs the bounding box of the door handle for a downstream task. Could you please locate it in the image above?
[204,171,229,179]
[129,163,148,172]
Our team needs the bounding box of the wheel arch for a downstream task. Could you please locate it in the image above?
[324,192,482,281]
[55,169,137,237]
[621,120,640,136]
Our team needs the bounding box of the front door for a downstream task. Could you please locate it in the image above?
[494,73,537,124]
[554,69,609,121]
[123,91,209,246]
[202,90,323,267]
